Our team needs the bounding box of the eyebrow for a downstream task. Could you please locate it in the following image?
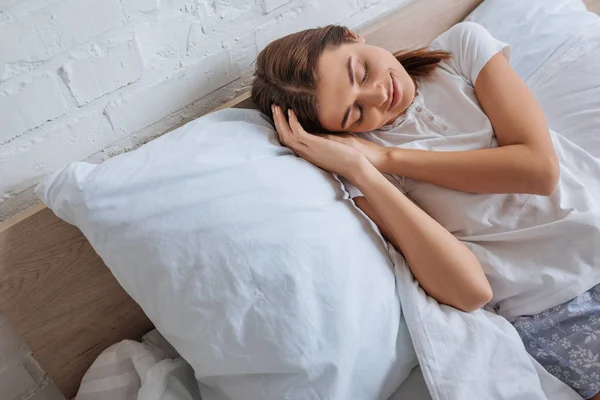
[341,56,354,130]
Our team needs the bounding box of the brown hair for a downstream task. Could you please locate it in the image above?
[251,25,450,133]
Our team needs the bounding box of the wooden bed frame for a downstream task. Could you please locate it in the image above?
[1,0,598,398]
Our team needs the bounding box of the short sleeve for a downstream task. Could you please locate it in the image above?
[431,22,511,86]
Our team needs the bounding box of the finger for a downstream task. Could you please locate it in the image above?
[272,105,292,144]
[287,109,307,137]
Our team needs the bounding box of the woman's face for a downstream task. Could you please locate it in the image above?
[315,39,416,133]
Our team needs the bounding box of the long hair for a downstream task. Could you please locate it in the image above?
[251,25,450,133]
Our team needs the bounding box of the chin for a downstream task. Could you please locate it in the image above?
[384,109,404,126]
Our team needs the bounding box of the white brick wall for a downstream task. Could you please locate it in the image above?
[0,0,410,219]
[62,40,145,105]
[0,75,69,144]
[0,0,409,398]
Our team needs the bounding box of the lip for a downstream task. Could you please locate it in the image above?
[387,74,402,111]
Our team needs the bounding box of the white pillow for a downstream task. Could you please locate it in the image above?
[466,0,600,80]
[467,0,600,156]
[36,109,417,400]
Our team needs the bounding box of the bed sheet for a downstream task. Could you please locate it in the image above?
[530,22,600,159]
[74,329,433,400]
[75,330,200,400]
[74,17,600,400]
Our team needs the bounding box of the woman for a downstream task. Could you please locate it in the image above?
[252,22,600,399]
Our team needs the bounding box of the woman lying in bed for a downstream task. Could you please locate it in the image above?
[251,22,600,399]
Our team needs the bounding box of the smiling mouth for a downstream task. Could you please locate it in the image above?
[388,73,401,111]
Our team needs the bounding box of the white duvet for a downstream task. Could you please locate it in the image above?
[75,250,581,400]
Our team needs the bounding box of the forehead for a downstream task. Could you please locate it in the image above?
[315,44,356,131]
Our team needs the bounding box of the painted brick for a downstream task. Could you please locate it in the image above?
[262,0,293,14]
[105,49,238,135]
[61,41,144,105]
[195,0,262,36]
[0,20,49,82]
[122,0,160,20]
[0,75,68,144]
[0,362,36,399]
[0,0,409,222]
[135,11,199,69]
[0,111,114,196]
[205,0,258,16]
[255,0,360,49]
[33,0,125,56]
[358,0,384,8]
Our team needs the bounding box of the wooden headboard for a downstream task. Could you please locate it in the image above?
[6,0,598,397]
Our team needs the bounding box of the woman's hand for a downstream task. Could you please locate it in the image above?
[325,134,390,172]
[272,105,368,181]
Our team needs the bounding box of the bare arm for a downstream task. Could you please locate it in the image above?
[382,53,559,195]
[270,105,491,313]
[351,166,491,312]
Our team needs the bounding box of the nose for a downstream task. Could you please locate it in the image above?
[359,81,388,108]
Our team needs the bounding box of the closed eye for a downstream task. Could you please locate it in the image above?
[356,103,364,125]
[354,62,369,126]
[361,62,369,85]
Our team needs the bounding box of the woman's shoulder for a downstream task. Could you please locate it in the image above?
[431,22,510,85]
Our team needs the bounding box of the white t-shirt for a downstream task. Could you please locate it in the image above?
[344,22,600,320]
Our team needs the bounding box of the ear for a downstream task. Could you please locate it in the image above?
[347,30,366,44]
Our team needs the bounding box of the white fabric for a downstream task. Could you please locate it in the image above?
[36,109,417,400]
[76,329,433,400]
[40,106,580,400]
[40,10,600,399]
[466,0,600,157]
[343,21,600,321]
[39,108,581,400]
[76,331,201,400]
[465,0,600,82]
[391,247,580,400]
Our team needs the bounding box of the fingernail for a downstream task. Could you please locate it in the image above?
[288,109,292,117]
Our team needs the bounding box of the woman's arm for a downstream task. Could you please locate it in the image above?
[351,165,492,313]
[330,53,559,195]
[271,105,491,312]
[383,53,559,195]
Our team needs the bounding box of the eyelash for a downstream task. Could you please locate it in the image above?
[356,62,369,125]
[361,62,370,84]
[356,104,364,125]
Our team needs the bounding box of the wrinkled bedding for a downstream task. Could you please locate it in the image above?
[75,14,600,400]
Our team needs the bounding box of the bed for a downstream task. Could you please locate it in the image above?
[1,0,599,398]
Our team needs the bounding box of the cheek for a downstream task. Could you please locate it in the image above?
[366,111,382,129]
[346,109,386,133]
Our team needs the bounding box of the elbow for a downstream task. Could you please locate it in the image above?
[456,283,493,313]
[532,156,560,196]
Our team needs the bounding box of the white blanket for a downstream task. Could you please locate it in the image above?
[76,331,202,400]
[76,253,580,400]
[400,17,600,400]
[75,18,600,400]
[392,248,581,400]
